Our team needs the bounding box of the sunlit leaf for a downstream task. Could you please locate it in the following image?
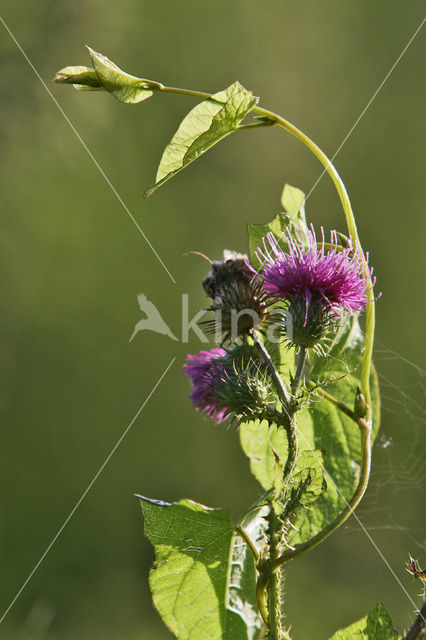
[87,47,154,103]
[281,183,306,225]
[138,495,262,640]
[247,184,306,272]
[53,65,102,88]
[327,603,399,640]
[240,420,288,491]
[247,212,291,272]
[287,449,326,507]
[144,82,258,197]
[54,49,155,103]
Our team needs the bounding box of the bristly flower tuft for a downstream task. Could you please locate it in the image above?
[182,348,228,424]
[182,345,274,424]
[254,224,372,320]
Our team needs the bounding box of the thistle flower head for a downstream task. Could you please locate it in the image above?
[255,224,371,319]
[182,345,274,424]
[182,347,228,424]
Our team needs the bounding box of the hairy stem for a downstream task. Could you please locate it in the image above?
[267,513,282,640]
[251,330,291,410]
[249,333,299,637]
[292,346,307,397]
[403,601,426,640]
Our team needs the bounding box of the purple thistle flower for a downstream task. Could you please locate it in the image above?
[182,347,228,424]
[255,224,371,320]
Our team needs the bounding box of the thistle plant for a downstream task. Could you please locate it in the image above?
[54,48,425,640]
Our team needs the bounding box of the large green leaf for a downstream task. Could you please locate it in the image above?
[288,316,380,545]
[138,496,262,640]
[144,82,258,197]
[327,603,399,640]
[240,315,380,546]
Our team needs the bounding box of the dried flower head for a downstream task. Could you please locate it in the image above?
[202,250,251,299]
[406,555,426,583]
[201,250,269,341]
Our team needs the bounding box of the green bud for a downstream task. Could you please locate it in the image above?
[215,360,276,420]
[287,297,331,348]
[354,387,368,418]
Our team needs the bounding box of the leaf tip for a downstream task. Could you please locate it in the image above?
[142,187,154,199]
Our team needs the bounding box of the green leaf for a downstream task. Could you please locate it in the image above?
[247,184,306,271]
[138,495,262,640]
[144,82,258,197]
[281,183,306,225]
[87,47,154,103]
[239,419,288,491]
[287,315,380,546]
[287,449,326,507]
[53,65,102,89]
[327,603,399,640]
[247,212,291,271]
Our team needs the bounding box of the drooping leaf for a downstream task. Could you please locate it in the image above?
[281,183,306,225]
[138,496,262,640]
[144,82,258,197]
[327,603,399,640]
[54,48,155,102]
[87,47,154,103]
[53,65,102,89]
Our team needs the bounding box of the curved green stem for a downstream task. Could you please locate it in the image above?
[236,525,259,563]
[159,84,376,425]
[256,580,270,628]
[253,106,375,424]
[307,382,360,423]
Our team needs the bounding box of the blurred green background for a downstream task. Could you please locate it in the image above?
[1,1,425,638]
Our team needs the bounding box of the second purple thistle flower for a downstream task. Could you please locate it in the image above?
[255,224,371,319]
